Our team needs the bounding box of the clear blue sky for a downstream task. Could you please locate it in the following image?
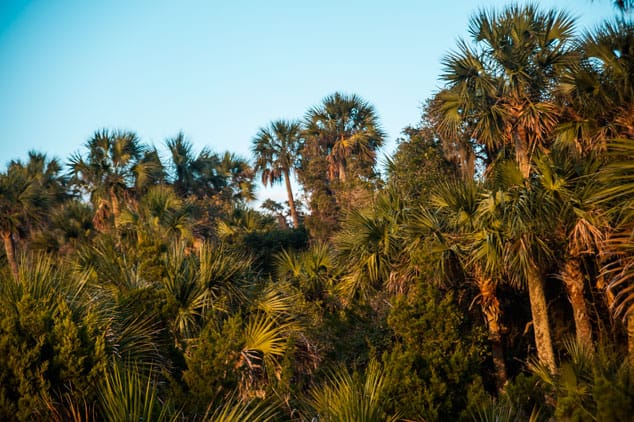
[0,0,617,203]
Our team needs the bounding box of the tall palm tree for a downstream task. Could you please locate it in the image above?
[166,134,254,205]
[252,120,303,228]
[304,92,385,184]
[532,150,606,351]
[68,130,145,230]
[436,4,577,178]
[489,165,557,373]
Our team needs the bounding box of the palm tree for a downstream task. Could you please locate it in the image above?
[532,151,606,351]
[118,185,196,247]
[558,19,634,154]
[166,133,224,199]
[489,166,557,373]
[275,242,341,303]
[69,130,145,230]
[133,147,166,193]
[252,120,303,228]
[166,134,254,205]
[407,179,509,389]
[595,140,634,365]
[567,19,634,363]
[0,153,65,278]
[217,152,256,204]
[334,191,404,301]
[436,4,577,178]
[160,240,253,345]
[304,92,385,184]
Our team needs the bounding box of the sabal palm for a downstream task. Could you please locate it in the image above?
[0,153,64,278]
[532,150,606,350]
[275,242,340,303]
[69,130,145,230]
[410,179,509,388]
[486,164,558,373]
[161,242,212,342]
[119,185,195,246]
[595,139,634,365]
[334,191,404,301]
[161,240,252,343]
[252,120,303,228]
[436,4,576,178]
[166,133,224,199]
[43,199,94,254]
[304,92,385,183]
[74,236,167,370]
[558,19,634,153]
[217,151,256,204]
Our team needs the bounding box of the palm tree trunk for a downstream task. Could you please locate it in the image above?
[561,258,594,351]
[513,127,531,179]
[628,314,634,369]
[338,162,346,183]
[2,231,18,280]
[476,273,508,389]
[283,169,300,228]
[527,265,556,373]
[109,189,120,228]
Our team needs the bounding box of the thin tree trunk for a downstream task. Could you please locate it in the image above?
[476,273,508,390]
[625,314,634,370]
[561,258,594,351]
[527,265,556,373]
[2,231,18,280]
[283,169,300,228]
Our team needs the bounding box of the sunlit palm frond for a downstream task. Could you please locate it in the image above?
[241,313,293,371]
[304,360,398,422]
[203,396,279,422]
[99,364,180,422]
[253,284,293,319]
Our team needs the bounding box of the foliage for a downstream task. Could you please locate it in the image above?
[3,4,634,420]
[382,282,488,421]
[303,359,398,422]
[98,364,180,422]
[0,255,106,421]
[530,339,634,421]
[300,92,385,239]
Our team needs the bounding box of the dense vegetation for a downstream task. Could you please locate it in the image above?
[1,3,634,421]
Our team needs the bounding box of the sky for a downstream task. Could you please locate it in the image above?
[0,0,619,203]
